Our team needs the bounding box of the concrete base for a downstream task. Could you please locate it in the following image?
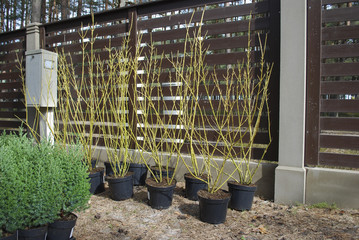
[274,166,306,204]
[306,167,359,209]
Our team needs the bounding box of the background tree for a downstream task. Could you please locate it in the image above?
[0,0,158,32]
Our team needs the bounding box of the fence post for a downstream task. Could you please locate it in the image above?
[274,0,307,204]
[26,23,57,143]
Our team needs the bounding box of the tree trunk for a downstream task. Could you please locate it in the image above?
[32,0,41,22]
[61,0,69,20]
[5,0,10,31]
[13,0,17,30]
[0,0,4,32]
[20,0,25,28]
[77,0,82,17]
[41,0,46,23]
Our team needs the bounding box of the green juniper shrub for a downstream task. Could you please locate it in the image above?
[0,131,63,232]
[53,143,91,217]
[0,131,90,234]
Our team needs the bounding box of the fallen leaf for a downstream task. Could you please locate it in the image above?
[258,225,267,234]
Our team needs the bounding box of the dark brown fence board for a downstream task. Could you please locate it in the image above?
[0,29,26,42]
[322,44,359,59]
[0,120,23,128]
[138,2,268,30]
[0,91,24,99]
[320,117,359,132]
[321,81,359,95]
[322,62,359,77]
[0,101,25,108]
[322,6,359,23]
[0,111,26,119]
[322,25,359,41]
[321,99,359,112]
[320,134,359,150]
[141,18,270,43]
[322,0,356,4]
[319,152,359,168]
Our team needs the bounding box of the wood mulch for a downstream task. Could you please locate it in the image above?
[73,182,359,240]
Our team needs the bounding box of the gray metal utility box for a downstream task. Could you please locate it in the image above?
[25,49,57,107]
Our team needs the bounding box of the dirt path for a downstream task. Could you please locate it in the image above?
[73,182,359,240]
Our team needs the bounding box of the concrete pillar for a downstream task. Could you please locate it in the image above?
[26,23,41,51]
[26,23,56,143]
[274,0,307,204]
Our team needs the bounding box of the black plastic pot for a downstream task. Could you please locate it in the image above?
[104,161,121,176]
[0,231,17,240]
[184,173,208,201]
[129,163,148,186]
[150,166,174,180]
[197,189,231,224]
[88,167,105,194]
[228,181,257,211]
[18,225,48,240]
[47,213,77,240]
[106,172,134,201]
[146,178,176,209]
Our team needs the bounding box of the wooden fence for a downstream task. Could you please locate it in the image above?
[306,0,359,168]
[0,29,26,134]
[0,0,280,162]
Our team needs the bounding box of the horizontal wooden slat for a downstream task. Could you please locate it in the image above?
[321,99,359,112]
[0,62,19,71]
[322,25,359,41]
[322,0,357,5]
[0,101,25,108]
[321,62,359,76]
[0,29,26,43]
[0,120,23,128]
[138,2,268,30]
[320,81,359,94]
[141,18,270,43]
[46,24,128,45]
[142,35,261,56]
[320,117,359,132]
[320,134,359,150]
[322,6,359,23]
[0,91,24,99]
[0,111,26,119]
[319,152,359,169]
[0,72,23,81]
[322,44,359,59]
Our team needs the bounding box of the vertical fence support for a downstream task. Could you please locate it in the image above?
[26,23,56,142]
[274,0,307,204]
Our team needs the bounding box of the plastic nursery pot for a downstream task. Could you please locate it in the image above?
[106,172,134,201]
[184,173,208,201]
[18,225,48,240]
[47,213,77,240]
[150,166,174,180]
[104,161,122,176]
[146,178,176,209]
[129,163,148,186]
[227,181,257,211]
[0,231,17,240]
[88,167,105,194]
[197,189,231,224]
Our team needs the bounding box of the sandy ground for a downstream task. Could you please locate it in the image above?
[73,182,359,240]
